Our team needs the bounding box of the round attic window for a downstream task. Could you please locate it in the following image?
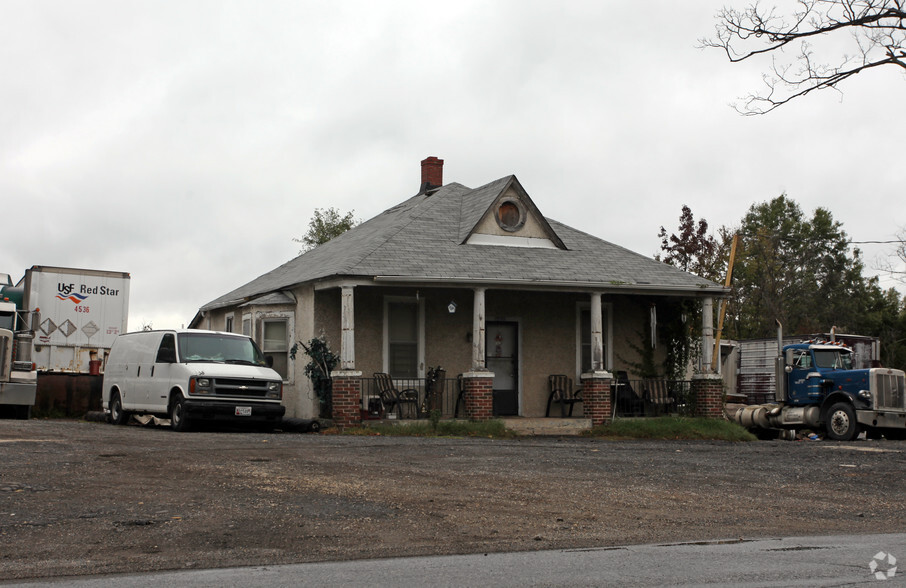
[495,198,526,232]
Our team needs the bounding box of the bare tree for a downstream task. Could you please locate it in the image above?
[877,227,906,283]
[703,1,906,113]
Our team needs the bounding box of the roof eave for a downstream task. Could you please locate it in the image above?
[371,275,729,297]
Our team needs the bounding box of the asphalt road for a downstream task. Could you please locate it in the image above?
[5,533,904,587]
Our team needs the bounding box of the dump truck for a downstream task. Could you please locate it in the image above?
[0,273,38,419]
[732,325,906,441]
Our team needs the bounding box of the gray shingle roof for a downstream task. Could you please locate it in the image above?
[200,176,724,311]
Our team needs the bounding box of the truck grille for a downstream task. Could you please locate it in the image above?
[874,371,906,410]
[211,378,272,398]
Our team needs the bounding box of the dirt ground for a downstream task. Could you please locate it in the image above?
[1,419,905,581]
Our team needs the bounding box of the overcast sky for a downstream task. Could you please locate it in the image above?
[4,1,904,330]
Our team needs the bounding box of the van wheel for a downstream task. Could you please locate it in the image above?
[825,402,856,441]
[109,393,130,426]
[169,396,192,432]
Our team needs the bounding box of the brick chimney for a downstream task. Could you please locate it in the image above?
[420,156,444,192]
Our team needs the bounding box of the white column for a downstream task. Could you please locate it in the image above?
[590,292,604,372]
[340,286,355,370]
[472,287,486,371]
[702,296,714,373]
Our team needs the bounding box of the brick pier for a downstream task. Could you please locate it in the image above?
[581,371,613,426]
[330,370,362,430]
[692,373,724,418]
[462,371,495,421]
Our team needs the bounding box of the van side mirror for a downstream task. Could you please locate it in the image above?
[265,355,274,368]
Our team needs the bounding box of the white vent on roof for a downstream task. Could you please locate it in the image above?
[465,234,558,249]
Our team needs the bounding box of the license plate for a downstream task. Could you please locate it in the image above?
[235,406,252,416]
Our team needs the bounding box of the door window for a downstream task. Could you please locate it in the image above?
[387,301,418,378]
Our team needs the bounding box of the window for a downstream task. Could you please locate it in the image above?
[793,350,811,368]
[262,319,289,380]
[494,197,526,232]
[224,314,234,333]
[242,313,251,336]
[384,297,423,379]
[156,333,176,363]
[577,303,612,375]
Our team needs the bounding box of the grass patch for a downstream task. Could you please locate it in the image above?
[342,419,517,438]
[584,416,756,442]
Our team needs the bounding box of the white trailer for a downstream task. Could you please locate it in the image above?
[21,266,130,373]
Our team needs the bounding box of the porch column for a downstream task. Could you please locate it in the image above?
[340,286,355,370]
[464,288,493,420]
[701,296,714,373]
[472,287,486,371]
[590,292,604,371]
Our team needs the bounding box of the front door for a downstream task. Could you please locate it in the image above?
[486,321,518,416]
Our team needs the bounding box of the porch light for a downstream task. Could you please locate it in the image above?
[447,301,457,314]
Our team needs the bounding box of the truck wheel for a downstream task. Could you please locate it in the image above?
[825,402,857,441]
[169,396,192,432]
[109,393,130,426]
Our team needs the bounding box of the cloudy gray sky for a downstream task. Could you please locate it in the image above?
[4,1,904,330]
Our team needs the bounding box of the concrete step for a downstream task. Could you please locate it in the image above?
[502,417,591,436]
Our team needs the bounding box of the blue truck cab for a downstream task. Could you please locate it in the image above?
[776,342,905,440]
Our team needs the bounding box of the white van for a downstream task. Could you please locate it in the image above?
[102,329,285,431]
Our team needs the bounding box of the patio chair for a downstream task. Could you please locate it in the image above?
[642,379,675,416]
[546,375,582,417]
[373,373,419,419]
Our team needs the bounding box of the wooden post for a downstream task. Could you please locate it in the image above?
[702,297,714,372]
[711,233,739,372]
[472,287,486,371]
[341,286,355,370]
[590,292,604,371]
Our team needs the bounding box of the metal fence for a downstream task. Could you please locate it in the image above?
[359,375,463,420]
[353,374,694,420]
[612,378,694,418]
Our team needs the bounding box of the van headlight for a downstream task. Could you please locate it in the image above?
[190,377,213,395]
[267,381,282,399]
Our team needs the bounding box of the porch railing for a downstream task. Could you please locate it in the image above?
[354,375,694,420]
[360,376,463,420]
[612,378,694,418]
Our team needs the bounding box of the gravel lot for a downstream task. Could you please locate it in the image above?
[1,419,905,581]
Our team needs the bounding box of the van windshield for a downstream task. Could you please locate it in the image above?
[176,332,268,366]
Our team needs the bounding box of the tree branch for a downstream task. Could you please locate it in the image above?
[703,0,906,113]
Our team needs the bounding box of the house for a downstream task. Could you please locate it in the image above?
[191,157,728,426]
